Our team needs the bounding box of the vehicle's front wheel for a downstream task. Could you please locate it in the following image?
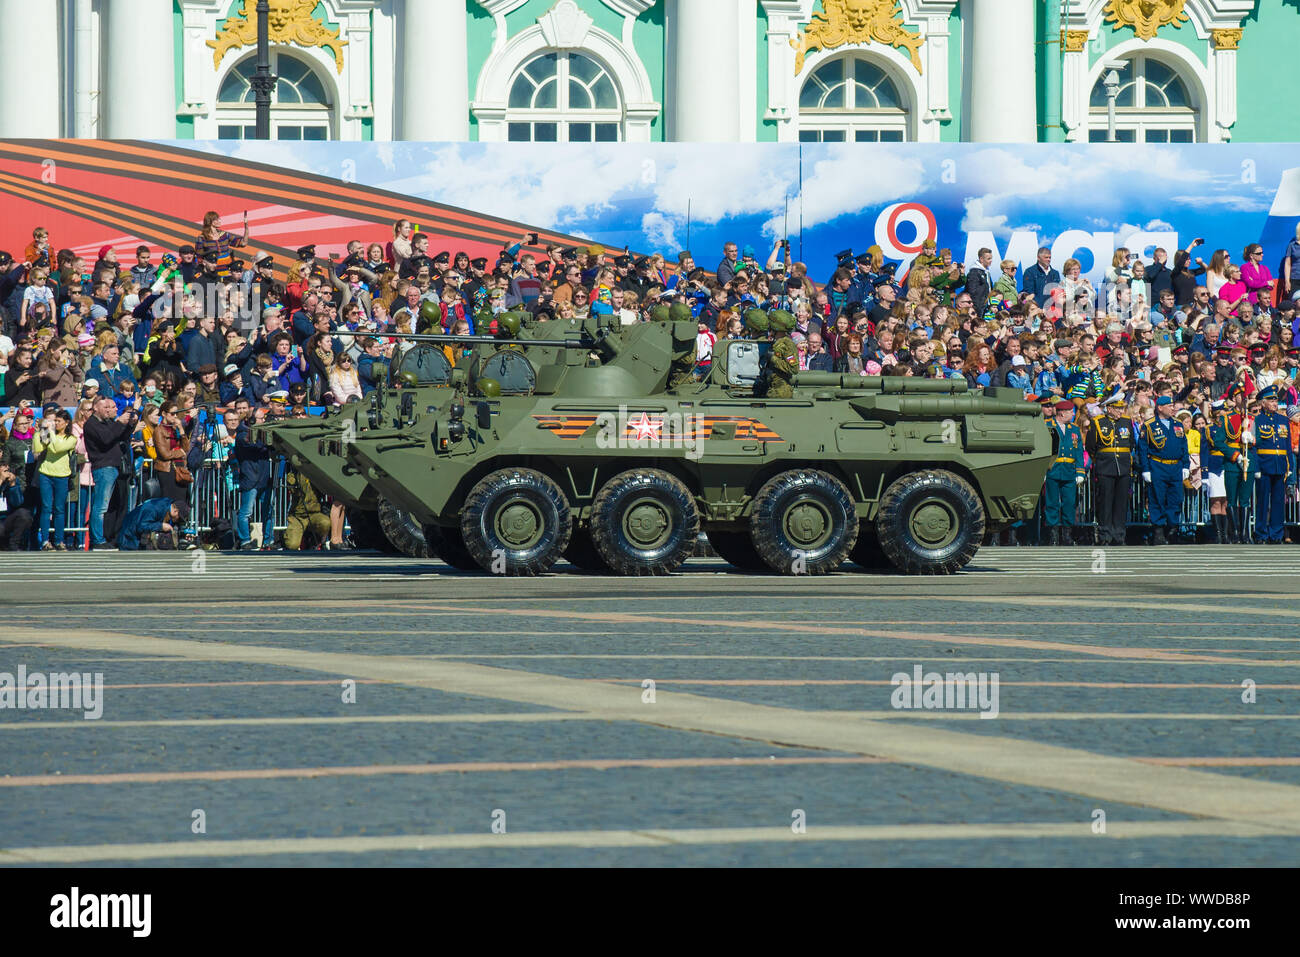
[378,497,429,557]
[590,469,698,575]
[876,469,984,575]
[749,470,857,574]
[460,468,572,576]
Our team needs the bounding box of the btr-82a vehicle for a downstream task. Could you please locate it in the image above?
[323,314,1052,575]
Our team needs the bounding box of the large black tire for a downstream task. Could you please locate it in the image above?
[849,522,893,571]
[378,496,430,557]
[705,530,767,571]
[460,468,572,576]
[876,469,984,575]
[348,507,395,553]
[749,470,857,575]
[564,528,611,572]
[590,469,699,575]
[423,524,481,571]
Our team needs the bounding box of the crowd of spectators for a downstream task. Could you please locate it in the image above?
[3,212,1300,551]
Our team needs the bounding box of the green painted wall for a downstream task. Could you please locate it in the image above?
[756,4,777,142]
[1233,0,1300,141]
[632,0,666,141]
[1034,0,1046,141]
[939,9,961,143]
[466,0,496,141]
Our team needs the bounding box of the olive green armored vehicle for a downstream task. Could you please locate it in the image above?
[331,311,1053,576]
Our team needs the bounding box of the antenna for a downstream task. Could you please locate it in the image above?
[798,145,804,262]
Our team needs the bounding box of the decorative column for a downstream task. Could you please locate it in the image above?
[401,0,469,140]
[760,0,810,142]
[343,11,374,139]
[1060,29,1090,141]
[668,0,741,140]
[1210,28,1241,144]
[103,0,176,138]
[0,0,61,137]
[965,0,1036,142]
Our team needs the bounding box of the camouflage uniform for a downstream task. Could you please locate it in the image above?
[284,471,331,550]
[667,303,698,388]
[765,310,798,399]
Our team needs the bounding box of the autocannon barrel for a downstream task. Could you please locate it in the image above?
[792,372,969,394]
[896,395,1042,416]
[378,333,593,348]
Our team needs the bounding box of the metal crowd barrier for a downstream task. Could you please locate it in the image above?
[1029,470,1300,537]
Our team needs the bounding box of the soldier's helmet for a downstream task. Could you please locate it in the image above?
[650,304,672,323]
[744,308,769,335]
[496,312,522,339]
[398,371,419,389]
[476,377,502,398]
[668,303,692,324]
[418,300,441,326]
[769,310,795,335]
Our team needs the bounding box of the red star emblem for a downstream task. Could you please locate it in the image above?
[629,412,662,441]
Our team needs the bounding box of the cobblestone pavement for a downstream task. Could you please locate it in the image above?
[2,547,1298,867]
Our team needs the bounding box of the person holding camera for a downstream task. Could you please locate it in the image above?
[81,396,137,550]
[32,409,76,551]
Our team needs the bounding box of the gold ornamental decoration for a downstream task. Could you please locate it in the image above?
[1103,0,1189,42]
[793,0,924,74]
[1061,29,1091,52]
[209,0,347,73]
[1211,27,1243,50]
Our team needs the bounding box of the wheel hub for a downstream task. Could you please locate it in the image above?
[910,501,957,548]
[497,500,541,548]
[624,498,671,549]
[785,499,831,549]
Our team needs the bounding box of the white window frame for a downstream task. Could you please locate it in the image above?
[214,51,335,141]
[1086,53,1200,144]
[797,54,910,143]
[504,51,623,143]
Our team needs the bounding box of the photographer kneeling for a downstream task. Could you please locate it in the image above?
[118,498,187,552]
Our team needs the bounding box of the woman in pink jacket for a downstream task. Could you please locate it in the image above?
[1240,243,1275,310]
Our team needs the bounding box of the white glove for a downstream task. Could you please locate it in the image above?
[1181,468,1190,481]
[1244,430,1255,444]
[1075,475,1085,485]
[1254,472,1261,479]
[1142,471,1152,483]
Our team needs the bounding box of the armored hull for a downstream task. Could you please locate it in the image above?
[344,341,1054,575]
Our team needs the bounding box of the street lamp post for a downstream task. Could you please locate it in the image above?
[1102,59,1127,143]
[252,0,276,139]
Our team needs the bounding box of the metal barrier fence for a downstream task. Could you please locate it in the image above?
[31,449,1300,549]
[52,455,292,547]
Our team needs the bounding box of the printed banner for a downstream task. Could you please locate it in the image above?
[1,140,1297,284]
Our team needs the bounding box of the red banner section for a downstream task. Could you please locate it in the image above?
[0,140,589,275]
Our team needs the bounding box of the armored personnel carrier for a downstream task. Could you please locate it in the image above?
[338,318,1053,575]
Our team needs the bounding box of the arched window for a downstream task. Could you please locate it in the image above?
[1088,55,1196,143]
[505,52,622,143]
[798,55,907,143]
[216,52,334,141]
